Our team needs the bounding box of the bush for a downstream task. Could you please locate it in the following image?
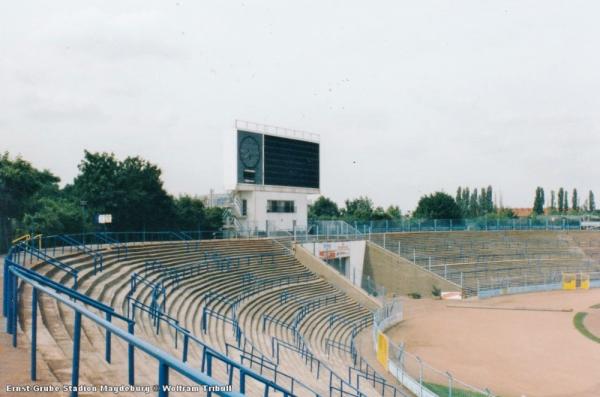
[408,292,421,299]
[432,285,441,297]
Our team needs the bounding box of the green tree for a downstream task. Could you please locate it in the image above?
[461,187,470,216]
[564,191,569,213]
[0,153,60,250]
[533,187,545,215]
[486,185,494,213]
[68,151,175,231]
[386,205,401,219]
[496,207,517,219]
[203,207,225,231]
[558,188,564,213]
[455,187,463,214]
[371,206,391,220]
[572,188,579,212]
[469,188,479,217]
[343,196,374,221]
[174,195,205,230]
[22,197,86,235]
[550,190,556,212]
[478,187,487,213]
[308,196,340,219]
[589,191,596,212]
[413,192,462,219]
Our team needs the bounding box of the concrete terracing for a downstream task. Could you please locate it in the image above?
[2,239,407,396]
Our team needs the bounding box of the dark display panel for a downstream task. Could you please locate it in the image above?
[264,135,319,188]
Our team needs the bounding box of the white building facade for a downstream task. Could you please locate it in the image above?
[224,121,320,233]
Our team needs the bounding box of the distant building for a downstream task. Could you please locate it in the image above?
[511,208,533,218]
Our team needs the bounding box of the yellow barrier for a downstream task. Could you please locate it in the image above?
[580,273,590,290]
[376,331,389,367]
[12,234,31,244]
[32,234,43,249]
[562,273,576,290]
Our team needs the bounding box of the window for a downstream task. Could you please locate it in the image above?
[241,199,247,216]
[267,200,295,213]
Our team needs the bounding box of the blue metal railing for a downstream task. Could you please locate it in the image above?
[8,241,79,289]
[3,258,308,397]
[3,261,246,397]
[201,308,242,344]
[56,234,104,274]
[271,337,368,397]
[127,272,166,320]
[94,232,128,259]
[350,366,404,397]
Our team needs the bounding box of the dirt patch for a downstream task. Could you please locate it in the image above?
[386,289,600,397]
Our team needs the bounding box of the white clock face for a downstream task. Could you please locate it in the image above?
[239,136,261,168]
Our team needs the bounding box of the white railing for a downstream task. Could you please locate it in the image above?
[235,120,320,142]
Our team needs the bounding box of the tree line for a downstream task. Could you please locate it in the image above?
[311,184,599,222]
[0,151,224,252]
[533,187,596,215]
[308,196,401,222]
[310,186,502,221]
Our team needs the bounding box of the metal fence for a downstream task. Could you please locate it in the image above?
[312,217,584,233]
[477,271,600,298]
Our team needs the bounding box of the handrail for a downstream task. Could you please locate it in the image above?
[32,234,43,249]
[56,234,104,274]
[5,263,245,397]
[94,232,128,259]
[225,343,277,368]
[351,368,405,397]
[271,337,366,397]
[12,234,30,244]
[3,261,129,323]
[9,242,79,289]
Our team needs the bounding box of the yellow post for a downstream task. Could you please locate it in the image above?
[33,234,43,249]
[580,273,590,290]
[562,273,576,290]
[376,331,389,367]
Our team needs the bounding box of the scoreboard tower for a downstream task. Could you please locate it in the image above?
[224,120,320,233]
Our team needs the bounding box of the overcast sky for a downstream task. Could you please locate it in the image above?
[1,1,599,211]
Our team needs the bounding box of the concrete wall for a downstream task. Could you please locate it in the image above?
[294,244,381,311]
[300,240,366,287]
[364,242,461,297]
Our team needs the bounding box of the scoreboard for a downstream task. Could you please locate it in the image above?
[237,130,320,189]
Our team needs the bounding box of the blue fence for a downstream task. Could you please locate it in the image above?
[3,260,250,397]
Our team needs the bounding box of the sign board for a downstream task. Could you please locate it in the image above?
[97,214,113,224]
[441,291,462,300]
[318,243,350,260]
[319,250,337,260]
